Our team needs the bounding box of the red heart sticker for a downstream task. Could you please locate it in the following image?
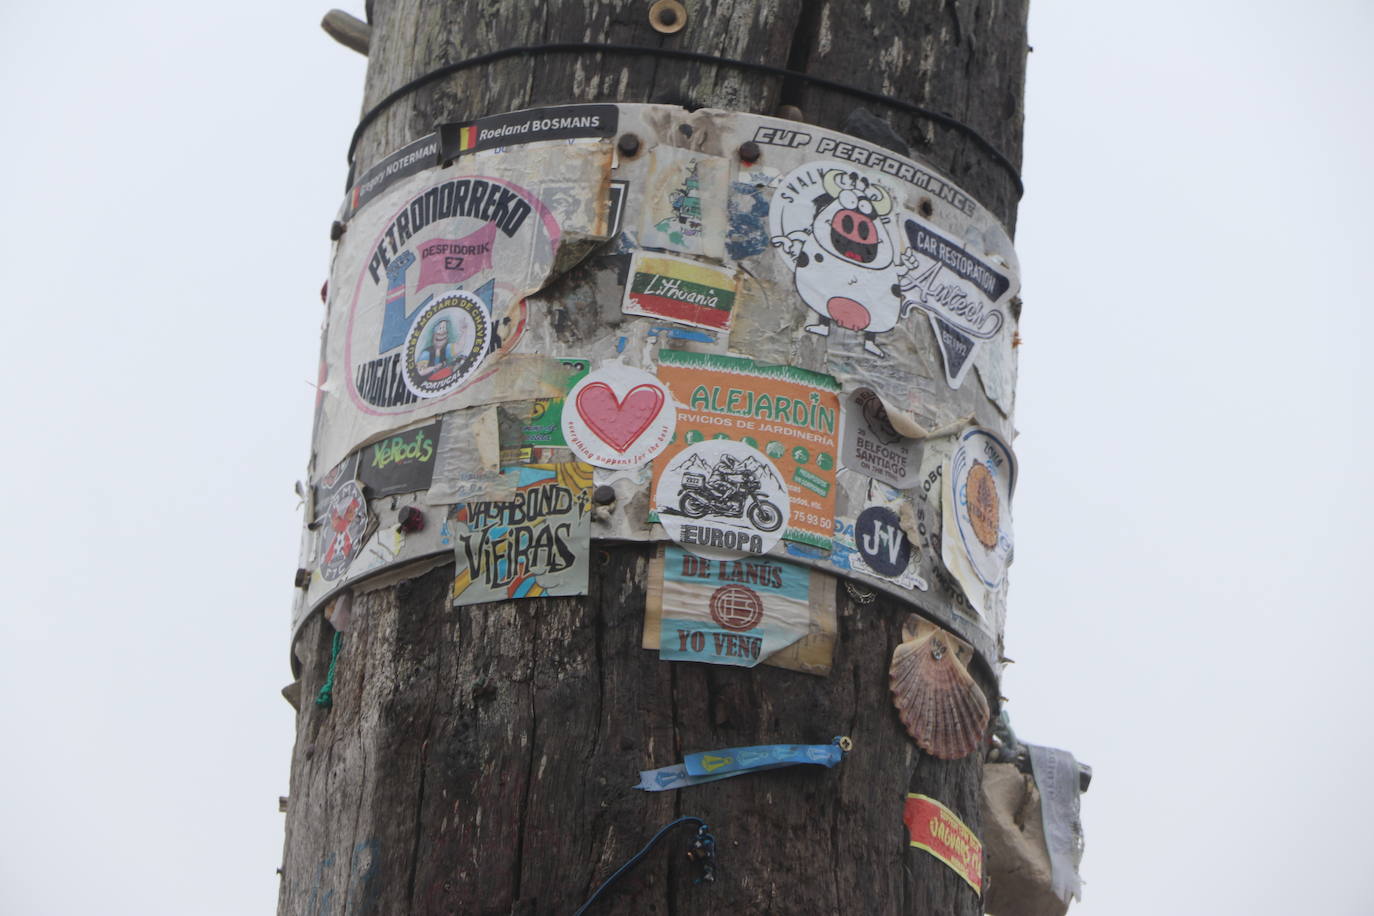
[575,382,666,453]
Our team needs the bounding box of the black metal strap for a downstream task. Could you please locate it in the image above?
[347,42,1023,196]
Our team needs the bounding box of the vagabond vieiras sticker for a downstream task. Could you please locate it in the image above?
[654,440,789,559]
[942,428,1016,618]
[562,362,676,468]
[401,289,491,399]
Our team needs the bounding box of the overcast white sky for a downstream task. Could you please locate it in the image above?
[1,2,1370,914]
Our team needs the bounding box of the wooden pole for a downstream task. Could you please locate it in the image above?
[281,2,1028,913]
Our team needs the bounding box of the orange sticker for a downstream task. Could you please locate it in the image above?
[903,793,982,893]
[652,350,840,550]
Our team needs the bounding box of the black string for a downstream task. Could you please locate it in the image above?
[571,816,714,915]
[346,42,1022,196]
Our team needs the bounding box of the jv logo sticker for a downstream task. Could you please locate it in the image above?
[855,506,912,578]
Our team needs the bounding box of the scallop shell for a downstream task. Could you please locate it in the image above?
[889,618,989,759]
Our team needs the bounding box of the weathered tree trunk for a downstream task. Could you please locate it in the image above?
[281,2,1028,913]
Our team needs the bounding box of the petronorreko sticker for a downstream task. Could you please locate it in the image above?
[654,440,789,559]
[562,363,676,468]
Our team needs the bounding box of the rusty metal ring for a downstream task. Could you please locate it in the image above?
[649,0,687,34]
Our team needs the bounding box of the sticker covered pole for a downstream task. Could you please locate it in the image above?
[280,2,1032,914]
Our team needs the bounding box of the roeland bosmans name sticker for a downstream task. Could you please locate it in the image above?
[904,793,983,894]
[622,251,739,332]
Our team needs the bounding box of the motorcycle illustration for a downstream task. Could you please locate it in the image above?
[677,455,784,532]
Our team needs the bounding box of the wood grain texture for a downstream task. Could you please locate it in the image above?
[281,551,990,914]
[349,0,1025,229]
[284,3,1027,912]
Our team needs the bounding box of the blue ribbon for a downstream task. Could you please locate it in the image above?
[635,738,849,792]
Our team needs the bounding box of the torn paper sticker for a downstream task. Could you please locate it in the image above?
[639,148,727,258]
[562,362,676,468]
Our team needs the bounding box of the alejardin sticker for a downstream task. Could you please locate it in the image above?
[401,288,491,399]
[654,440,789,559]
[562,363,676,468]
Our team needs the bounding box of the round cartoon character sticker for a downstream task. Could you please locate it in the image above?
[401,290,490,399]
[770,162,919,357]
[654,440,790,560]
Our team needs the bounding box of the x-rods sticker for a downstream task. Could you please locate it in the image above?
[562,363,676,468]
[654,440,789,559]
[635,737,852,791]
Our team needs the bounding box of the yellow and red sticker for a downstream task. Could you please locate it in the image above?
[904,793,982,893]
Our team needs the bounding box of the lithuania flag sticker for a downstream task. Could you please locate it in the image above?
[622,252,739,332]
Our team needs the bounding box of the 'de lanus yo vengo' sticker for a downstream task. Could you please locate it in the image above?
[562,363,676,468]
[654,440,789,559]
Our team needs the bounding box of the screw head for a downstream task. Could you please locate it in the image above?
[617,133,641,157]
[738,141,761,163]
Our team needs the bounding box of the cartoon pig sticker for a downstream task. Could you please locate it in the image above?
[769,164,921,357]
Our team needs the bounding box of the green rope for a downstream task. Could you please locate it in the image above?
[316,631,343,708]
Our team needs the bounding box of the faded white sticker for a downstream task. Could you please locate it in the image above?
[840,387,922,488]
